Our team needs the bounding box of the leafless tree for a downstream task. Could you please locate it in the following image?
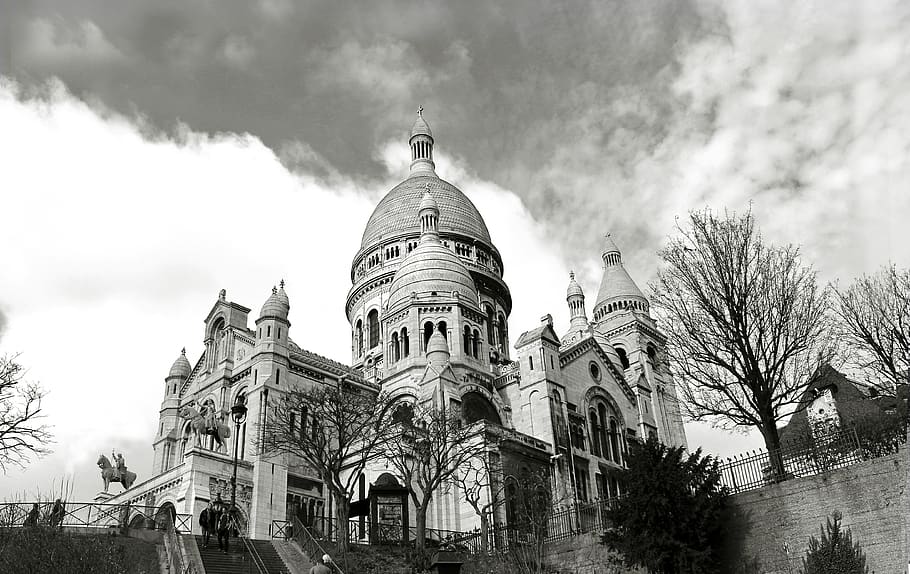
[0,355,52,472]
[257,379,394,557]
[834,264,910,395]
[381,402,487,553]
[451,427,506,552]
[650,209,836,476]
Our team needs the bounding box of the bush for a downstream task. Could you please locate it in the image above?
[0,526,159,574]
[800,512,868,574]
[601,435,727,574]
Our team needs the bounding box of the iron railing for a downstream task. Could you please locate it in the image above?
[0,501,192,533]
[231,514,268,574]
[162,512,198,574]
[719,428,867,494]
[293,516,345,574]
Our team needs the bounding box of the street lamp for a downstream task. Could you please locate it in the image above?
[229,394,248,520]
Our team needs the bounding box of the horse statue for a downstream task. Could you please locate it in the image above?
[179,404,231,451]
[97,454,136,491]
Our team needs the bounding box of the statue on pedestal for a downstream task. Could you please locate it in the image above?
[97,451,137,491]
[179,400,232,452]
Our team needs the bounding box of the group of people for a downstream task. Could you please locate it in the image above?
[198,494,234,553]
[23,499,66,528]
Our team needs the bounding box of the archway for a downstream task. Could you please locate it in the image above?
[461,392,502,425]
[155,502,176,530]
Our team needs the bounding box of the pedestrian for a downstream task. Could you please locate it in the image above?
[50,499,65,529]
[24,503,39,528]
[199,502,214,549]
[309,554,333,574]
[216,508,231,553]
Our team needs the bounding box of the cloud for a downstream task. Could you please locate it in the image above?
[0,78,572,500]
[19,18,125,68]
[219,35,254,70]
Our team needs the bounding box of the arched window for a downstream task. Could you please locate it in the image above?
[589,408,600,457]
[391,332,400,363]
[598,404,610,460]
[437,321,447,340]
[505,477,519,526]
[368,310,379,349]
[423,322,434,349]
[615,347,630,369]
[355,320,363,356]
[472,329,480,359]
[647,344,658,371]
[463,326,472,356]
[402,328,409,358]
[498,313,507,352]
[485,305,495,346]
[211,318,225,364]
[610,418,621,464]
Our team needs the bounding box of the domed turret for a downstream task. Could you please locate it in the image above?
[386,187,478,311]
[260,282,290,321]
[426,330,450,366]
[592,235,649,321]
[409,106,435,176]
[167,348,191,380]
[566,271,589,335]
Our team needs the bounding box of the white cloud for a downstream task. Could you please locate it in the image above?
[220,36,255,70]
[0,78,576,500]
[19,18,125,68]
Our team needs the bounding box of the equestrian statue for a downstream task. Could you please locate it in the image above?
[179,401,232,451]
[97,451,137,491]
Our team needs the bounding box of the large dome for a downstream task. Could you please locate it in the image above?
[360,175,492,249]
[387,237,478,311]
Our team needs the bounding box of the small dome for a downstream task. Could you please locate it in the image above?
[411,110,433,139]
[419,189,439,214]
[602,234,621,255]
[566,271,584,299]
[426,330,450,365]
[387,239,478,310]
[260,283,290,320]
[168,348,191,380]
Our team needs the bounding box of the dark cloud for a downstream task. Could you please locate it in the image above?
[2,0,709,277]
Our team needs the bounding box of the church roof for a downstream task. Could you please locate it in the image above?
[360,176,492,250]
[410,113,433,139]
[167,349,191,379]
[386,235,478,310]
[593,265,646,308]
[566,271,584,299]
[260,283,290,320]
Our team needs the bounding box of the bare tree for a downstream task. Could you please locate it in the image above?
[0,355,52,472]
[257,379,393,557]
[382,402,487,553]
[834,264,910,395]
[650,209,836,476]
[451,427,506,552]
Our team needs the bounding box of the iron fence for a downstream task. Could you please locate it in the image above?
[0,501,192,533]
[292,516,345,574]
[719,428,868,494]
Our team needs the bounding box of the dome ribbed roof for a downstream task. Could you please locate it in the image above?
[260,284,290,319]
[566,271,584,299]
[387,238,477,310]
[411,114,433,138]
[168,349,191,379]
[426,330,450,365]
[360,176,492,249]
[593,265,646,309]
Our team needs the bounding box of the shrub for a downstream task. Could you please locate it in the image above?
[800,512,868,574]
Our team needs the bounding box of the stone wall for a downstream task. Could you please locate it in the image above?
[545,533,644,574]
[724,451,907,574]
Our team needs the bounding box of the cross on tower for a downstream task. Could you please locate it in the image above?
[418,105,424,117]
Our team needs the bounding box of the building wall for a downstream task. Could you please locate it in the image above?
[724,451,907,574]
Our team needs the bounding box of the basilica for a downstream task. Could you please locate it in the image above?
[105,112,687,539]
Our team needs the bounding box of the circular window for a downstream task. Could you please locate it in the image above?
[589,361,601,382]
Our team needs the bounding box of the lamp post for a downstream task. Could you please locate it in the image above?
[229,394,248,518]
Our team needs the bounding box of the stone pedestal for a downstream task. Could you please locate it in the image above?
[94,491,114,503]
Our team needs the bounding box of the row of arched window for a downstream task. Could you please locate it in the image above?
[389,328,410,363]
[593,299,649,321]
[411,140,431,160]
[385,245,400,259]
[354,310,381,357]
[588,403,622,464]
[462,325,482,359]
[612,344,659,371]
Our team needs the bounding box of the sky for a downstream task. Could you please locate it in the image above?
[1,0,909,501]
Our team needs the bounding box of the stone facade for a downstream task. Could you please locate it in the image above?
[724,451,907,573]
[109,111,687,540]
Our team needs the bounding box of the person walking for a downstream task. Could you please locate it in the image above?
[23,503,39,528]
[49,499,65,529]
[309,554,333,574]
[216,508,231,553]
[199,502,214,549]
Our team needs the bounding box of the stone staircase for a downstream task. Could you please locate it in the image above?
[195,535,291,574]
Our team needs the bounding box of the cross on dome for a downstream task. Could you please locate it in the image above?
[418,105,424,117]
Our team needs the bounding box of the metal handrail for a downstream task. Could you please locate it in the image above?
[163,514,198,574]
[0,501,192,533]
[293,516,344,574]
[231,515,268,574]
